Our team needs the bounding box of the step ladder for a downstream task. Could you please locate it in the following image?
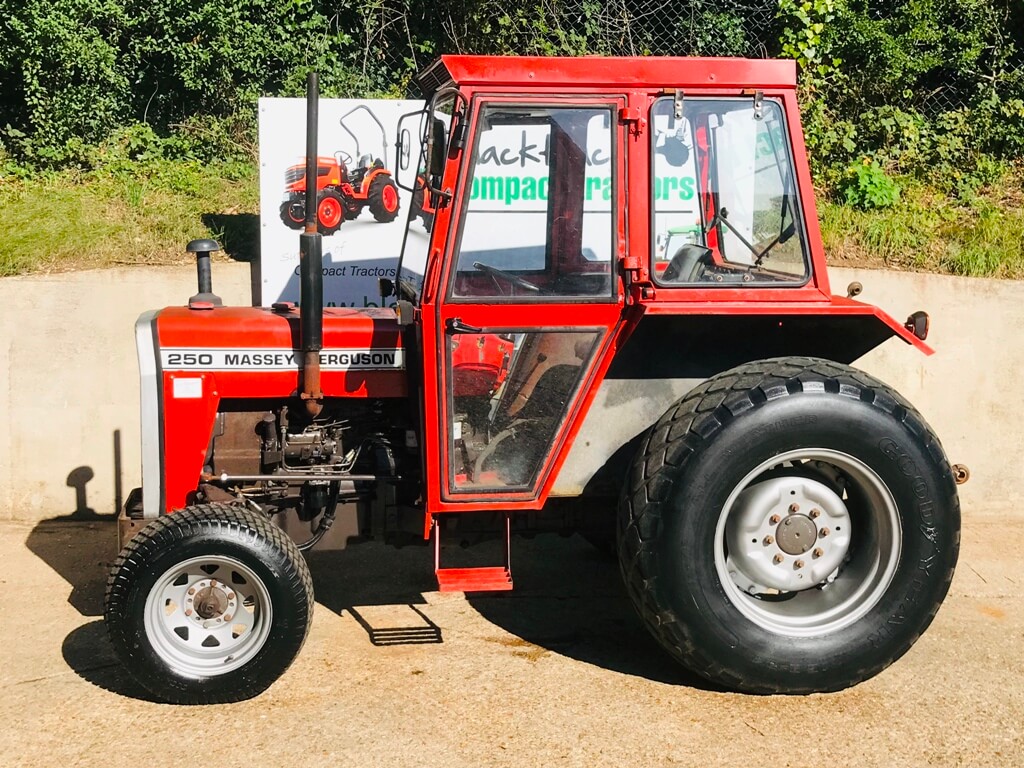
[433,514,513,593]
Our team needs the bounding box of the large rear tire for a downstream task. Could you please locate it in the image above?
[618,357,959,693]
[105,503,314,704]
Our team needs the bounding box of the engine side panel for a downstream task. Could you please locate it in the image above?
[144,306,408,514]
[155,306,408,399]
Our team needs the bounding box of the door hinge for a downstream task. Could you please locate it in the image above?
[618,106,646,136]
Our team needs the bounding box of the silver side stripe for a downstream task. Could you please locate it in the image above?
[136,311,162,519]
[160,348,405,371]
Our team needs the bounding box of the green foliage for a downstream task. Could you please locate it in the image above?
[839,160,901,210]
[0,0,375,169]
[0,160,258,276]
[819,169,1024,277]
[1,0,1023,280]
[778,0,839,76]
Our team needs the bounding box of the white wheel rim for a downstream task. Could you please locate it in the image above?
[143,555,273,677]
[714,448,901,637]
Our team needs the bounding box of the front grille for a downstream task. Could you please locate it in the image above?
[285,167,305,185]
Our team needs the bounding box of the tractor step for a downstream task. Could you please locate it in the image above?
[436,566,513,592]
[433,514,513,593]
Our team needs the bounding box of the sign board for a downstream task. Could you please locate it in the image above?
[258,98,425,308]
[260,99,705,302]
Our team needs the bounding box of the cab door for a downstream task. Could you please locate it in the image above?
[422,97,629,511]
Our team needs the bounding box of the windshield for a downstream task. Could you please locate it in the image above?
[651,96,809,286]
[395,93,457,301]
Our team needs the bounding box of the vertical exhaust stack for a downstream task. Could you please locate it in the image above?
[300,71,324,417]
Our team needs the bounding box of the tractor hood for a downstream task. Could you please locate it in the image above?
[152,306,407,399]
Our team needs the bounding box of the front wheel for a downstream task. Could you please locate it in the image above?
[316,190,345,235]
[105,503,314,704]
[367,176,400,223]
[618,357,960,693]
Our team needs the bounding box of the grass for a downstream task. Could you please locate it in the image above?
[819,168,1024,279]
[2,160,1022,279]
[0,160,259,277]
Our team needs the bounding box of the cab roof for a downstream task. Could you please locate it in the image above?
[417,55,797,95]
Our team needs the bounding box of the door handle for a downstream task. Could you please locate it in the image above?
[445,317,482,334]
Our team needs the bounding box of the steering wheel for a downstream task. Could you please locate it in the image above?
[333,150,353,168]
[472,261,541,294]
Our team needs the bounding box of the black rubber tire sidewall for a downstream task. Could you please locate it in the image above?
[106,509,313,704]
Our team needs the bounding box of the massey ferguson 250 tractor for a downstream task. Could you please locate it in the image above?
[105,56,964,704]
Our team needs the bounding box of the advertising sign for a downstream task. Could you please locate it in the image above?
[258,98,425,308]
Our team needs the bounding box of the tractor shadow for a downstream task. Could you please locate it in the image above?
[463,534,711,689]
[314,533,706,688]
[40,520,709,698]
[26,516,150,698]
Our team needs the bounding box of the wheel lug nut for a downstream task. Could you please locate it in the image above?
[185,608,193,616]
[820,527,830,538]
[789,503,800,513]
[210,579,217,587]
[773,554,784,565]
[763,535,774,546]
[769,514,781,525]
[813,547,824,558]
[227,592,235,600]
[794,559,805,569]
[187,588,195,595]
[810,508,821,519]
[224,614,233,622]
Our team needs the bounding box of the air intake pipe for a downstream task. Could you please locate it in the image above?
[300,71,324,417]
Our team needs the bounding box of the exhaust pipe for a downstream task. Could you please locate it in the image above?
[300,71,324,417]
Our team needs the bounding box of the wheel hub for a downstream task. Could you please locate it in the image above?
[776,514,816,555]
[184,578,238,626]
[725,476,852,594]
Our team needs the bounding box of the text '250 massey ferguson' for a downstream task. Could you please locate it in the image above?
[105,56,966,704]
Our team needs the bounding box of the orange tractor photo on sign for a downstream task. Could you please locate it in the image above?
[279,105,401,235]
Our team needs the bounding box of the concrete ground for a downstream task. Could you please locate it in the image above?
[2,512,1021,768]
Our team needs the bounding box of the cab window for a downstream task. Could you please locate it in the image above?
[651,97,809,286]
[450,105,615,300]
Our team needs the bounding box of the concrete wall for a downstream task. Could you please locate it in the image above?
[0,263,254,522]
[0,264,1019,521]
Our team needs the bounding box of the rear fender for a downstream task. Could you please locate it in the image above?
[551,304,931,498]
[611,305,930,381]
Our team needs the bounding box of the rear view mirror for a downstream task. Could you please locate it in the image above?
[398,128,412,171]
[395,110,425,192]
[428,117,447,177]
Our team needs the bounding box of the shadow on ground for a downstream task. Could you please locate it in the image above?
[31,513,708,698]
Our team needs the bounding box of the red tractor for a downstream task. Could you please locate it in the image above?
[106,58,964,704]
[279,105,401,235]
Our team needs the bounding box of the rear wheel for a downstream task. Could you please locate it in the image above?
[368,176,400,222]
[105,503,313,704]
[618,357,960,693]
